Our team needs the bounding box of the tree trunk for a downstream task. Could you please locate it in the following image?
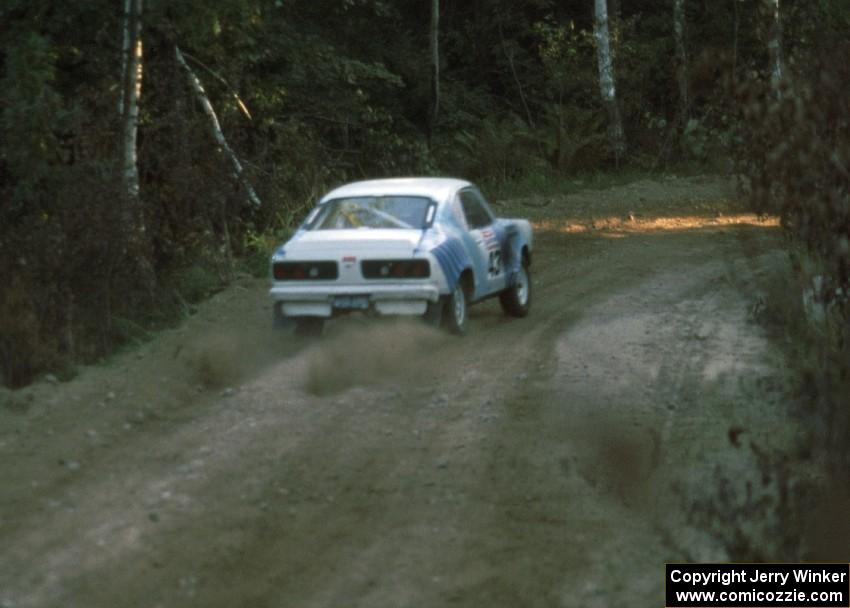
[767,0,782,88]
[119,0,155,295]
[429,0,439,144]
[593,0,626,165]
[121,0,143,209]
[175,46,262,207]
[673,0,689,121]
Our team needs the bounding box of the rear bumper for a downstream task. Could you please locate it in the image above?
[270,283,440,317]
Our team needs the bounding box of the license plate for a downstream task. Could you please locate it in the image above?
[333,295,369,310]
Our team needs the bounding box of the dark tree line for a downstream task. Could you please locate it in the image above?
[1,0,847,386]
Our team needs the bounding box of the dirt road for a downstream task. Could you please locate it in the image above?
[0,176,794,607]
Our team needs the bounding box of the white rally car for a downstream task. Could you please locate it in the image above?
[269,177,533,335]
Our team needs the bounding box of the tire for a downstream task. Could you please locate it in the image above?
[294,317,325,337]
[500,259,531,318]
[422,299,443,328]
[443,281,469,335]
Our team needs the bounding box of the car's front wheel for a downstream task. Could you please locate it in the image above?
[294,317,325,337]
[500,259,531,317]
[443,281,469,335]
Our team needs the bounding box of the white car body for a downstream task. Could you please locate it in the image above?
[269,177,533,332]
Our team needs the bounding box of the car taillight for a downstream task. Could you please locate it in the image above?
[361,259,431,279]
[273,261,338,281]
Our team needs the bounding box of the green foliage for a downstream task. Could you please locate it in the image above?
[735,34,850,478]
[819,0,850,32]
[240,209,304,278]
[168,264,224,304]
[680,116,735,165]
[738,74,850,300]
[439,113,546,184]
[108,316,153,346]
[1,30,64,208]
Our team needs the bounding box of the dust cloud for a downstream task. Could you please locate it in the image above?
[182,326,296,390]
[302,318,448,395]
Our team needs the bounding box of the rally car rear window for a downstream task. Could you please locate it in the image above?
[309,196,433,230]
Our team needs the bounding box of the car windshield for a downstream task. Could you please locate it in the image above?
[310,196,433,230]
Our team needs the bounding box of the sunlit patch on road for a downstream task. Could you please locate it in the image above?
[534,212,779,235]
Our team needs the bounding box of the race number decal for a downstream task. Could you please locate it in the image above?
[480,228,504,279]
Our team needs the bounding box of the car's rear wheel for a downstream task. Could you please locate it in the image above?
[500,258,531,317]
[443,280,469,335]
[294,317,325,337]
[422,299,443,328]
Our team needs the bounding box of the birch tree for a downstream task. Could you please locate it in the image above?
[118,0,157,291]
[175,46,261,207]
[593,0,626,164]
[121,0,143,210]
[429,0,439,143]
[673,0,689,120]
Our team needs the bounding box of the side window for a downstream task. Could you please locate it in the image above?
[459,189,493,230]
[449,197,468,229]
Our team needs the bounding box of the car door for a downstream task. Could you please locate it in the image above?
[457,188,507,298]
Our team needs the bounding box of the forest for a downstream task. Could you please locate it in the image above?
[0,0,847,395]
[2,3,850,599]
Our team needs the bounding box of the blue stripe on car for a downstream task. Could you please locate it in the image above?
[430,238,469,290]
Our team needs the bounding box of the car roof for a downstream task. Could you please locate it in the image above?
[319,177,472,205]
